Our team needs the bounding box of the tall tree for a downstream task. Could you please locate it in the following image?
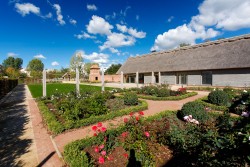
[27,59,44,72]
[70,51,84,73]
[105,64,122,74]
[2,57,23,70]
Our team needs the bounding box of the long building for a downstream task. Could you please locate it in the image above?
[117,34,250,87]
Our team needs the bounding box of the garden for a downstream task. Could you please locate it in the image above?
[28,83,147,134]
[126,84,197,100]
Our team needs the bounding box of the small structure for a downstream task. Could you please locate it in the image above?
[89,64,101,82]
[62,72,71,81]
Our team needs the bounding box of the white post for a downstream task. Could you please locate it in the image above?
[158,71,161,85]
[101,68,105,92]
[42,69,46,97]
[121,71,124,89]
[76,68,80,94]
[136,72,139,88]
[151,71,155,84]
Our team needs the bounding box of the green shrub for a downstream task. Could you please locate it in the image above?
[155,87,170,97]
[106,98,126,111]
[124,92,138,105]
[180,101,209,123]
[208,90,229,106]
[138,92,197,101]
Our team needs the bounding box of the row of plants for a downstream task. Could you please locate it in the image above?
[0,79,18,99]
[38,91,147,134]
[197,88,250,116]
[64,101,249,167]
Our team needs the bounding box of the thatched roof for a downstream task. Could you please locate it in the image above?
[90,64,100,69]
[117,34,250,74]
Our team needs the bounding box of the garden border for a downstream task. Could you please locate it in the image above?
[137,92,197,101]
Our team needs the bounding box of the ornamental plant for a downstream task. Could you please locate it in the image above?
[208,89,229,106]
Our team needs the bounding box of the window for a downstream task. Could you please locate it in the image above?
[202,71,212,85]
[176,73,187,84]
[95,77,98,81]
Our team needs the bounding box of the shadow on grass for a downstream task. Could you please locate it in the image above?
[0,85,33,167]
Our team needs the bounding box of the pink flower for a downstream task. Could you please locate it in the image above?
[99,156,105,164]
[104,137,107,142]
[136,116,140,121]
[107,156,113,161]
[101,127,107,132]
[97,122,102,127]
[139,111,144,115]
[94,146,99,153]
[93,133,97,137]
[123,153,129,159]
[144,131,150,138]
[101,150,106,156]
[99,144,105,149]
[92,126,97,131]
[124,118,128,123]
[122,132,128,138]
[129,112,133,116]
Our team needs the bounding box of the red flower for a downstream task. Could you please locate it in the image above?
[101,150,106,156]
[123,153,129,159]
[107,156,113,161]
[129,112,133,116]
[144,131,150,138]
[99,144,105,149]
[139,111,144,115]
[136,116,140,121]
[124,118,128,123]
[92,126,97,131]
[101,127,107,132]
[98,129,101,132]
[99,156,105,164]
[93,133,97,136]
[97,122,102,127]
[104,137,107,142]
[94,146,99,153]
[121,132,128,138]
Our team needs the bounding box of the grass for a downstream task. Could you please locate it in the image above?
[28,83,115,98]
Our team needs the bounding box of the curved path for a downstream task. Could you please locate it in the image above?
[53,91,209,153]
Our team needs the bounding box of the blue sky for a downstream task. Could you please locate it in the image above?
[1,0,250,70]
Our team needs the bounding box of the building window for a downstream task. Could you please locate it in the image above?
[202,71,212,85]
[176,73,187,84]
[95,77,98,81]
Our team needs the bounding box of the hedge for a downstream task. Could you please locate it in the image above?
[137,92,198,101]
[195,96,228,112]
[186,86,214,91]
[0,79,18,99]
[38,100,148,134]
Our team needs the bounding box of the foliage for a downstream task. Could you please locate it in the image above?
[2,57,23,70]
[137,92,197,101]
[180,101,209,123]
[195,96,228,112]
[105,98,126,111]
[208,89,229,106]
[84,62,98,75]
[0,79,18,99]
[124,92,138,105]
[104,64,122,75]
[5,67,20,78]
[27,58,44,72]
[186,86,214,91]
[70,51,84,74]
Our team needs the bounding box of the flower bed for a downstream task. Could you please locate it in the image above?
[37,91,148,134]
[64,110,249,167]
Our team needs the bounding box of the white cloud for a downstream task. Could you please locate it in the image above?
[167,16,174,22]
[69,19,77,25]
[116,24,146,38]
[86,15,113,35]
[34,54,46,59]
[15,3,40,16]
[152,0,250,51]
[53,4,65,25]
[120,6,131,17]
[75,31,96,39]
[87,4,97,11]
[7,52,18,57]
[100,33,135,51]
[136,15,139,21]
[51,61,59,66]
[109,47,120,54]
[45,12,52,18]
[82,51,109,64]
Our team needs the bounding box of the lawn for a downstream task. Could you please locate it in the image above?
[28,83,115,98]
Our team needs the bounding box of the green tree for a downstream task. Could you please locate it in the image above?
[5,67,20,78]
[179,43,190,47]
[84,62,98,75]
[70,51,84,73]
[27,59,44,78]
[27,59,44,72]
[2,57,23,70]
[105,64,122,74]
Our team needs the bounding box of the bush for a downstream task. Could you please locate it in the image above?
[208,90,229,106]
[180,101,209,123]
[0,79,18,99]
[124,92,138,105]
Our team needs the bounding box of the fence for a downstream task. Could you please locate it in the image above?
[0,79,18,99]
